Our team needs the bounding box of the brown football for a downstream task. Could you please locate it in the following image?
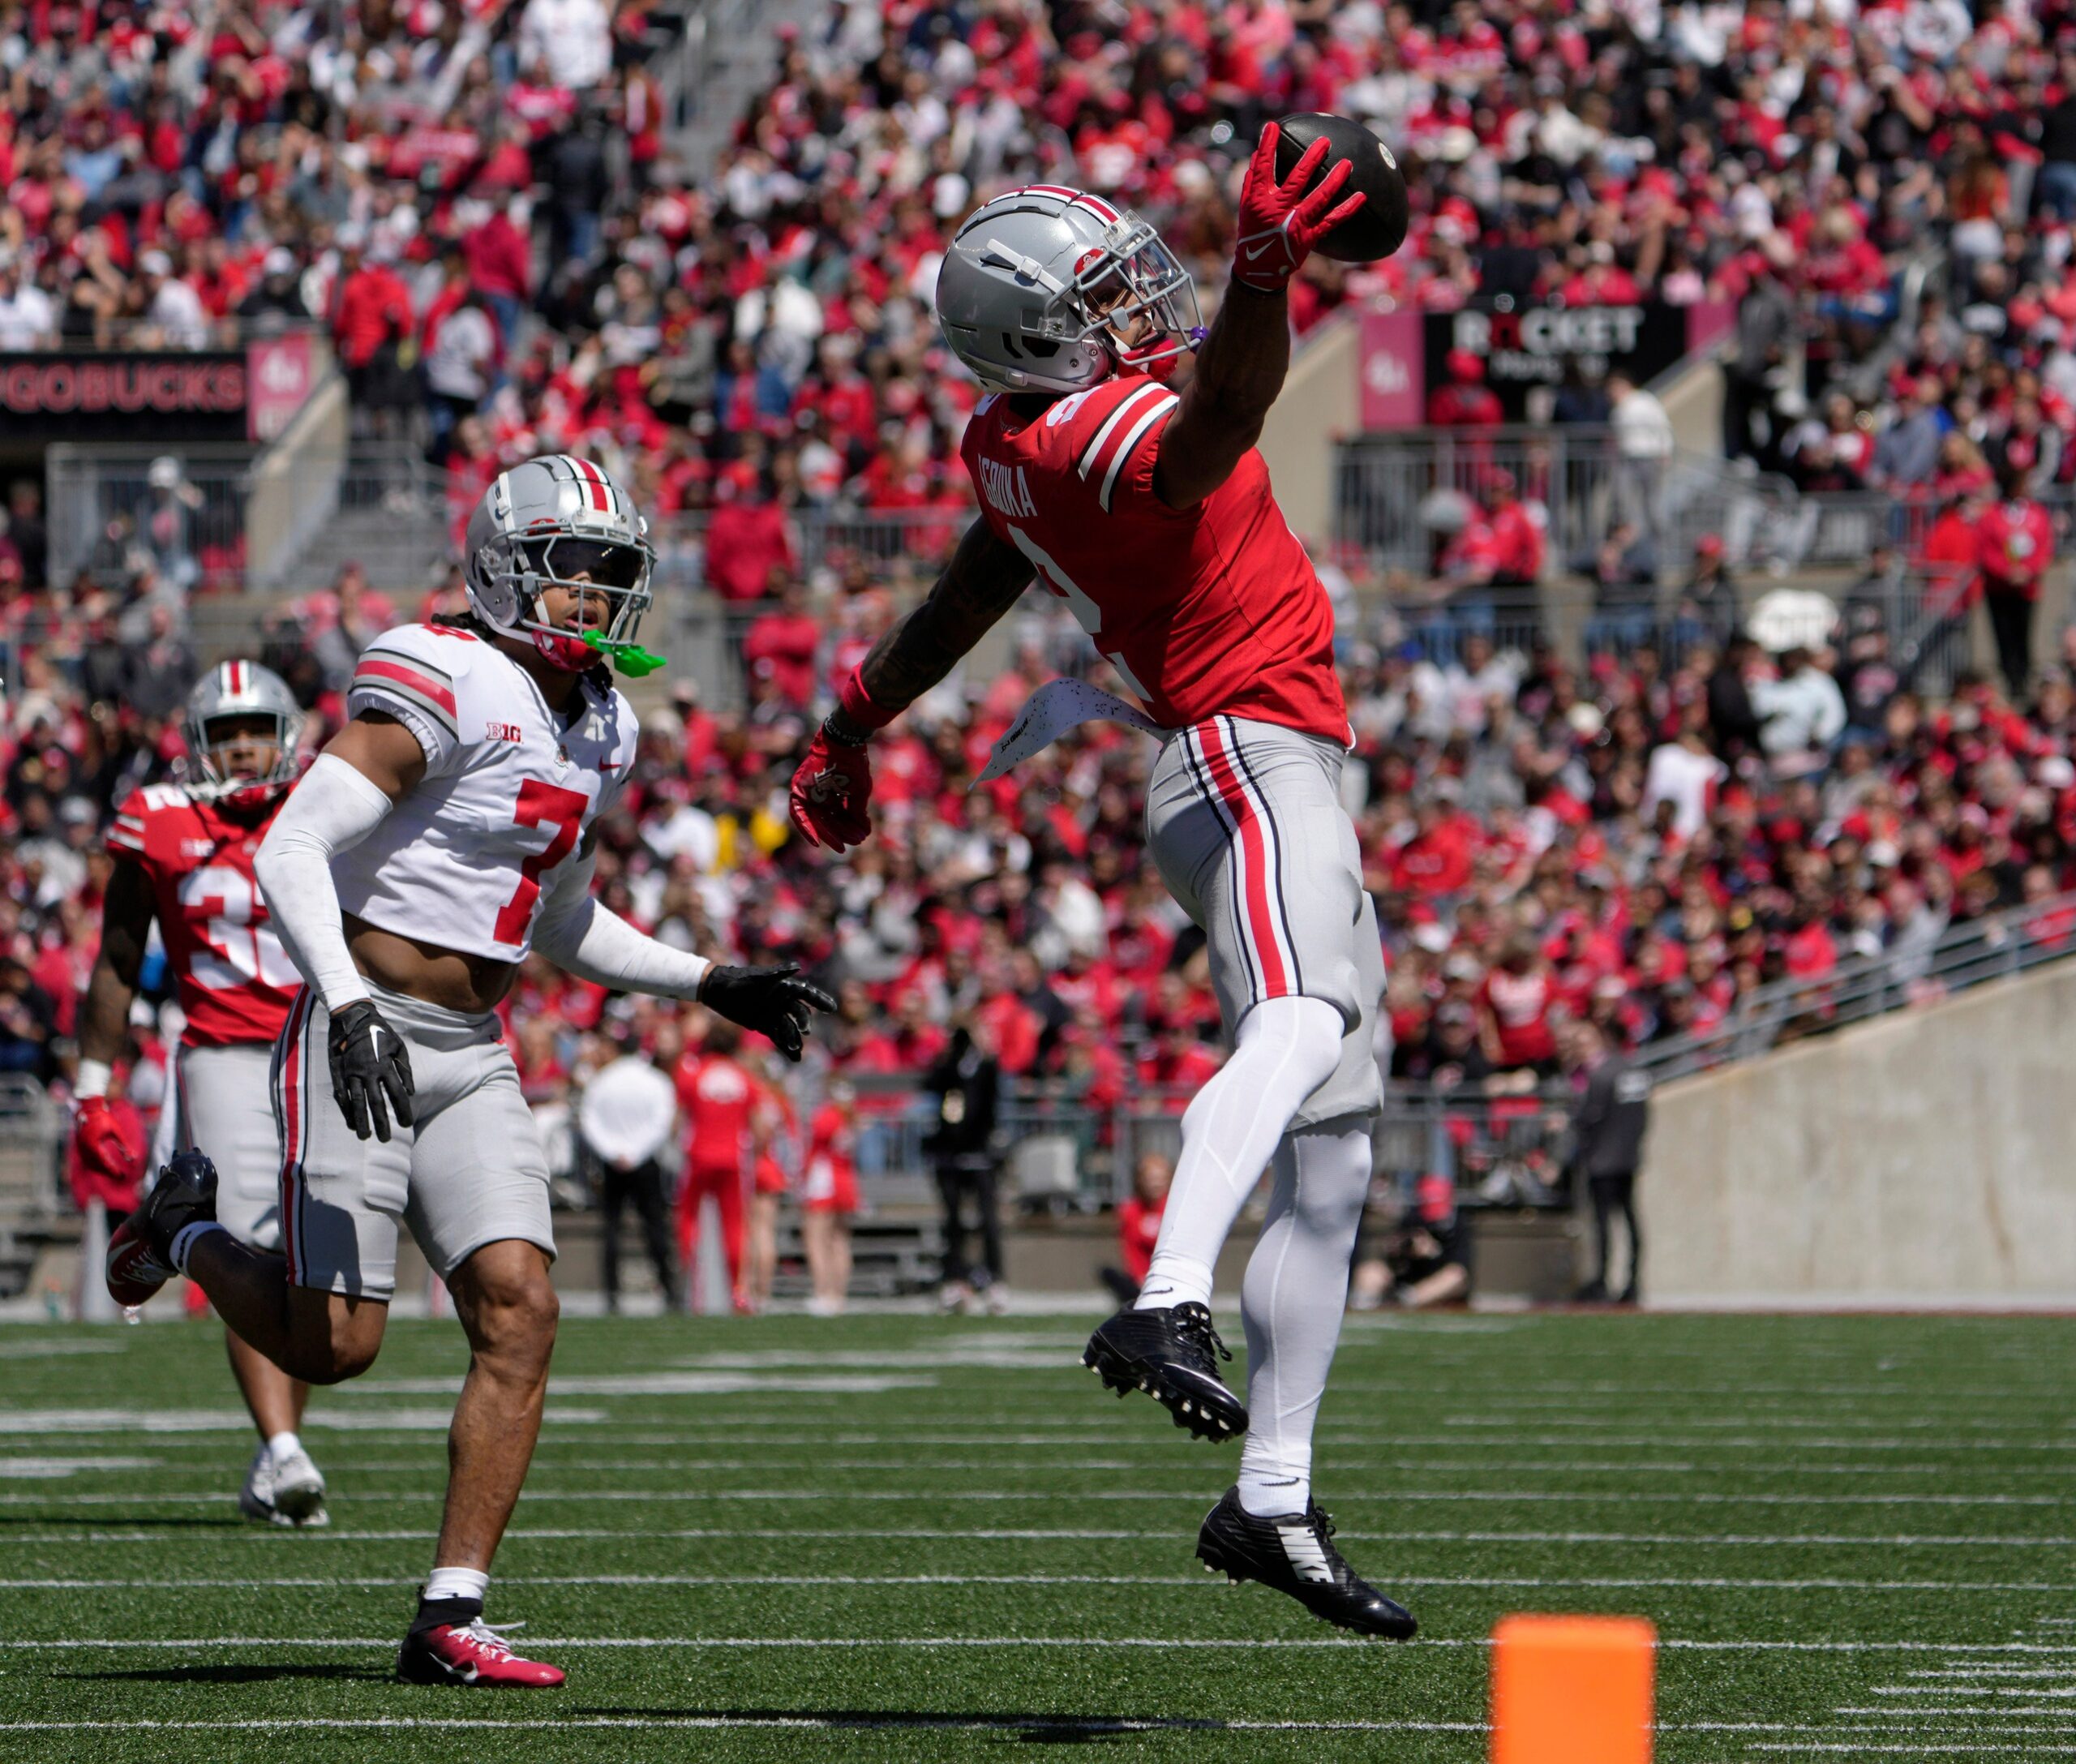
[1271,112,1410,264]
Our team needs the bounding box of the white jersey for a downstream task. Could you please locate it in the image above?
[334,623,638,963]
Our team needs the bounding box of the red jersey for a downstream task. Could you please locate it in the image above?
[1976,499,2054,599]
[675,1052,757,1178]
[105,784,298,1049]
[1478,967,1557,1067]
[1117,1194,1165,1286]
[959,373,1349,744]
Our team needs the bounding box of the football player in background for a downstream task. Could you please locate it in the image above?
[88,662,330,1527]
[111,455,834,1687]
[790,132,1415,1638]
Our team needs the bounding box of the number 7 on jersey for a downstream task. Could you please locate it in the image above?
[493,779,591,946]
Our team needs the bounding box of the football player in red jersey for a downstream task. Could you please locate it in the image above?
[790,129,1413,1640]
[85,661,331,1526]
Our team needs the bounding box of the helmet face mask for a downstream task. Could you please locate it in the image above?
[466,457,656,674]
[937,190,1203,394]
[180,662,302,807]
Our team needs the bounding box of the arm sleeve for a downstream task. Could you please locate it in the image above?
[530,849,714,1000]
[253,754,395,1014]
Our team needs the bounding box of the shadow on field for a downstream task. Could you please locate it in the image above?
[578,1706,1228,1744]
[58,1664,392,1686]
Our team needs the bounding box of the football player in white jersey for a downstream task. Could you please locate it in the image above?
[111,454,835,1688]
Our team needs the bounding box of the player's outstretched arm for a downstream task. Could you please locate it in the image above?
[74,856,153,1177]
[1155,122,1363,512]
[788,515,1032,852]
[530,851,838,1060]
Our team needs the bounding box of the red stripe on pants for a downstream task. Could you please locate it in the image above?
[1196,722,1289,996]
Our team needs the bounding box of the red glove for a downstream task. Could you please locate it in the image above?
[1231,121,1367,294]
[74,1095,136,1183]
[789,727,875,852]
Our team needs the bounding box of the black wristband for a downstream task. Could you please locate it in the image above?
[822,707,873,747]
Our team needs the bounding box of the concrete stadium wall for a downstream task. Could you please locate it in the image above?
[1643,961,2076,1306]
[1258,313,1360,548]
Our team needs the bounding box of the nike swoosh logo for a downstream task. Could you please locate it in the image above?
[1243,239,1276,261]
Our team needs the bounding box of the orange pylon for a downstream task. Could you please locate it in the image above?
[1491,1613,1656,1764]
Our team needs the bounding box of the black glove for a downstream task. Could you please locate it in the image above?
[328,998,416,1143]
[699,963,839,1062]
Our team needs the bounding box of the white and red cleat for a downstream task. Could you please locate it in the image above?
[396,1619,565,1689]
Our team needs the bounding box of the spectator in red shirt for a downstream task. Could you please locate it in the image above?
[705,483,798,603]
[1976,466,2056,694]
[673,1019,758,1312]
[1486,474,1545,586]
[328,241,412,380]
[1394,792,1478,899]
[740,577,820,710]
[1426,350,1504,427]
[1104,1150,1172,1306]
[1477,938,1561,1075]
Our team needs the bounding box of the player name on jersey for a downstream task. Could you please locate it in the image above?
[977,457,1039,521]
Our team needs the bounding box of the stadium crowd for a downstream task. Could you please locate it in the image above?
[2,541,2075,1140]
[11,0,2076,552]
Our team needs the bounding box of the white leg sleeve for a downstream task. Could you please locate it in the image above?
[1135,994,1344,1313]
[1235,1120,1373,1516]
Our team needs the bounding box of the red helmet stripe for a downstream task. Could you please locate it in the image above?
[570,456,610,513]
[226,660,243,695]
[1017,183,1123,227]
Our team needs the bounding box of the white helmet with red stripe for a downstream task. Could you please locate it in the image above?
[935,186,1202,394]
[464,453,657,674]
[181,659,302,808]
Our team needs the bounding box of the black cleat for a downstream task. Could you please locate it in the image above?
[1195,1486,1418,1639]
[1082,1303,1248,1441]
[105,1148,219,1308]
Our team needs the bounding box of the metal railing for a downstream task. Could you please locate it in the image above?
[1336,427,1799,581]
[1633,887,2076,1086]
[47,443,453,599]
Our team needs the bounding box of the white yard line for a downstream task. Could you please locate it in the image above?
[1,1486,2063,1508]
[14,1526,2070,1547]
[2,1573,2072,1594]
[5,1637,2076,1654]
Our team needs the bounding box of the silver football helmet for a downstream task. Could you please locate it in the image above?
[464,453,657,674]
[935,186,1202,394]
[181,659,302,807]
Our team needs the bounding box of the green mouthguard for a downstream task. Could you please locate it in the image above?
[581,633,668,677]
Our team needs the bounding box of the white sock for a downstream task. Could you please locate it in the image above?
[169,1220,225,1275]
[1136,996,1344,1313]
[423,1566,490,1606]
[266,1431,301,1464]
[1234,1122,1375,1518]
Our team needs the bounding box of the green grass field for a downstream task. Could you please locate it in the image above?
[0,1309,2070,1761]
